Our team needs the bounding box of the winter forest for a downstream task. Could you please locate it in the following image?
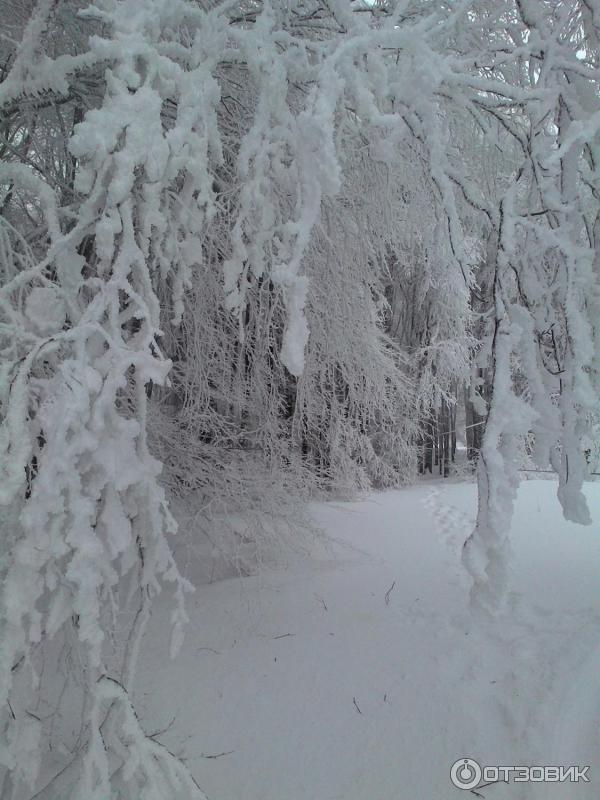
[0,0,599,797]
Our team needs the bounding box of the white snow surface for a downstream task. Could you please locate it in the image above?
[136,480,600,800]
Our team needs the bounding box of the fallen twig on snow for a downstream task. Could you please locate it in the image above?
[201,751,235,759]
[384,581,396,605]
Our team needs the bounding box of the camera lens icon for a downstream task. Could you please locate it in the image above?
[450,758,482,790]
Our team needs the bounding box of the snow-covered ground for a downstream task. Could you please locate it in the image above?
[137,480,600,800]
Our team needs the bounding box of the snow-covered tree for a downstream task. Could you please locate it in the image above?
[459,0,600,611]
[0,0,598,795]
